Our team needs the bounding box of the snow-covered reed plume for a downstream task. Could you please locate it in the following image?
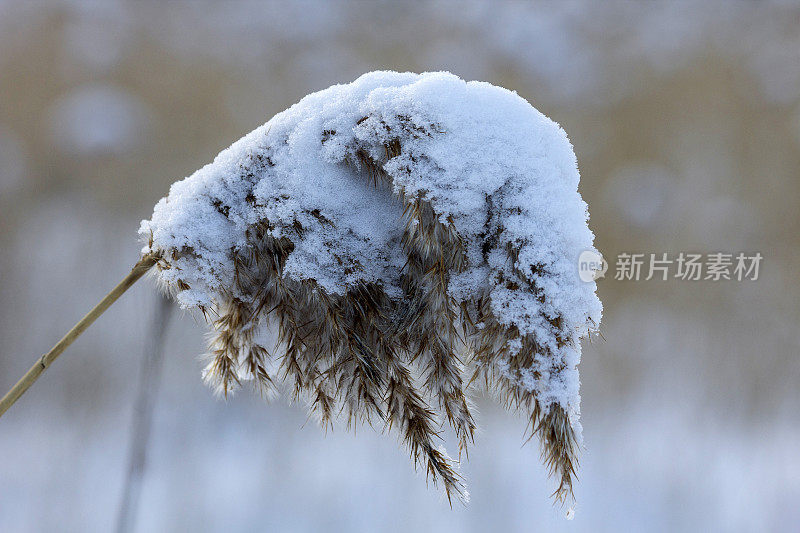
[141,71,602,504]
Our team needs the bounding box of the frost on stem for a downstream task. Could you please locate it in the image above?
[140,71,602,504]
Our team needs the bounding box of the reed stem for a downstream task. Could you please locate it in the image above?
[116,294,172,533]
[0,254,158,418]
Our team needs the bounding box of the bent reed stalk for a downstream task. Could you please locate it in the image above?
[0,253,158,418]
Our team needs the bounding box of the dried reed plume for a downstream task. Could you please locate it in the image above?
[147,128,587,505]
[0,72,600,510]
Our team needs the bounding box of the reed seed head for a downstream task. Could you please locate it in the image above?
[140,71,602,505]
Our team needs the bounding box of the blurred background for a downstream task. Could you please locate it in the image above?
[1,1,798,531]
